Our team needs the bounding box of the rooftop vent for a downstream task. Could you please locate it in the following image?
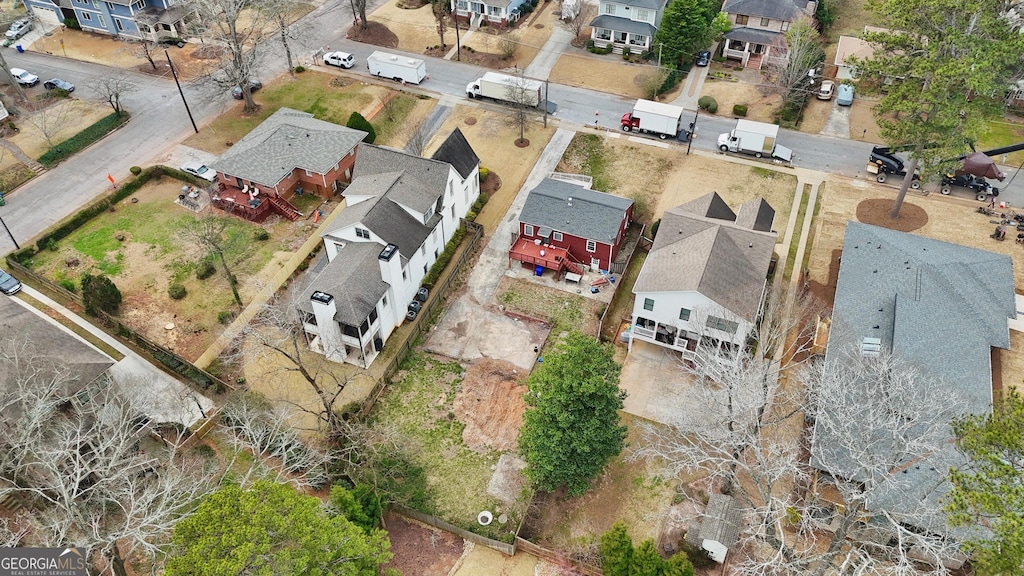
[311,291,334,305]
[567,197,573,207]
[379,243,398,261]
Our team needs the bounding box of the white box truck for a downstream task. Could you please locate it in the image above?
[466,72,544,107]
[367,51,427,84]
[717,119,792,162]
[620,99,688,140]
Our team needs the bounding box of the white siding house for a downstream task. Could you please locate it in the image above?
[721,0,817,69]
[298,129,480,368]
[630,192,776,352]
[589,0,666,54]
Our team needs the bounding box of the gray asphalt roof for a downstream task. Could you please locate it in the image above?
[723,26,784,45]
[610,0,665,10]
[430,128,480,180]
[633,193,777,321]
[518,178,633,244]
[723,0,811,21]
[685,494,742,550]
[813,221,1016,537]
[297,242,391,326]
[735,198,775,232]
[210,108,367,188]
[354,145,450,214]
[0,296,114,415]
[588,15,657,37]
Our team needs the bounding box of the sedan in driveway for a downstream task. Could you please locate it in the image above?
[10,68,38,87]
[5,18,32,40]
[181,161,216,182]
[43,78,75,92]
[232,80,262,99]
[0,270,21,295]
[816,80,835,100]
[694,50,711,67]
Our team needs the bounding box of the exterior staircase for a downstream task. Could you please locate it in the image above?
[745,53,763,70]
[268,197,301,221]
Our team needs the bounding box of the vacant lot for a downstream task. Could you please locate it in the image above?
[26,177,319,359]
[549,52,682,101]
[698,78,782,123]
[10,99,112,159]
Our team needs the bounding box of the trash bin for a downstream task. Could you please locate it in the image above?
[15,44,23,53]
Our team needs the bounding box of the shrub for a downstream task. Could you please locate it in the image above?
[498,33,519,59]
[38,112,130,168]
[698,96,718,113]
[45,238,58,252]
[622,46,631,60]
[479,166,491,180]
[659,68,680,94]
[63,18,81,30]
[168,283,187,300]
[604,44,614,54]
[587,39,595,49]
[217,310,234,325]
[297,259,310,271]
[129,166,142,176]
[650,218,661,239]
[253,228,270,241]
[195,259,216,280]
[157,36,184,45]
[81,274,122,316]
[422,225,467,287]
[733,104,748,117]
[58,278,77,293]
[294,65,306,73]
[346,112,376,144]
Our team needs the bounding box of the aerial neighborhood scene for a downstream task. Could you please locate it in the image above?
[2,0,1024,572]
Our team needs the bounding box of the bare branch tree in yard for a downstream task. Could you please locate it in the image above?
[133,40,159,71]
[558,0,597,46]
[266,0,299,77]
[350,0,369,30]
[0,340,216,576]
[503,67,538,146]
[632,291,962,575]
[181,209,243,306]
[764,17,824,103]
[191,0,279,113]
[90,74,137,115]
[431,0,450,48]
[25,101,73,149]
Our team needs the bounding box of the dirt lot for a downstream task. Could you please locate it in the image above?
[550,51,683,101]
[10,99,112,159]
[425,297,551,370]
[382,512,465,576]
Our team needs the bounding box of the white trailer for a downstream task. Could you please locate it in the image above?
[717,119,792,162]
[620,99,687,140]
[367,51,427,84]
[466,72,544,107]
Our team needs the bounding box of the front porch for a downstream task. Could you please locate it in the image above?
[589,15,654,54]
[723,28,785,70]
[631,316,695,352]
[307,333,380,369]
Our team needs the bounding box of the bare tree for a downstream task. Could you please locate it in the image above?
[90,74,138,115]
[764,17,824,103]
[350,0,369,30]
[637,67,669,100]
[431,0,450,48]
[503,67,538,145]
[403,123,429,156]
[558,0,597,46]
[0,48,29,105]
[25,101,73,149]
[497,32,519,59]
[0,340,215,576]
[181,209,243,306]
[267,0,299,77]
[133,40,159,71]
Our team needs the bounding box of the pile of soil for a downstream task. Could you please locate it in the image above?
[381,512,464,576]
[346,22,399,48]
[481,171,502,195]
[454,358,528,452]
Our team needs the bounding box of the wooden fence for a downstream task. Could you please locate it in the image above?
[515,537,604,575]
[5,258,233,394]
[392,505,516,556]
[596,227,648,341]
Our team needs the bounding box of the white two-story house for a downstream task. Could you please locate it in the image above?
[589,0,666,54]
[451,0,528,27]
[630,192,776,353]
[721,0,817,69]
[297,129,480,368]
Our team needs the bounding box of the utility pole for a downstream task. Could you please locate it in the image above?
[165,50,198,134]
[454,13,461,61]
[0,213,18,250]
[686,109,698,155]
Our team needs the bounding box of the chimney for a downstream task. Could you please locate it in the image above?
[310,291,345,362]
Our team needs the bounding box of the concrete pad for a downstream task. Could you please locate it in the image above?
[619,339,701,425]
[424,298,549,370]
[450,542,539,576]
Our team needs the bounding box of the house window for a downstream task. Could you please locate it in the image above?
[355,227,370,239]
[457,0,467,8]
[643,298,654,311]
[595,28,612,40]
[635,8,649,22]
[402,267,408,281]
[333,242,345,253]
[423,263,429,274]
[423,207,433,224]
[760,17,769,26]
[115,18,124,31]
[382,294,388,307]
[448,182,454,197]
[487,5,501,15]
[603,3,615,15]
[552,231,563,242]
[679,308,691,321]
[735,14,748,25]
[98,14,105,26]
[434,248,440,258]
[421,244,426,256]
[81,11,93,21]
[586,239,597,252]
[368,308,378,324]
[524,224,534,236]
[105,1,114,9]
[781,21,789,31]
[708,315,739,334]
[629,33,646,46]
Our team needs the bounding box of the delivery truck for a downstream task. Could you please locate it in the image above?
[367,51,427,84]
[620,99,688,140]
[717,119,792,162]
[466,72,544,107]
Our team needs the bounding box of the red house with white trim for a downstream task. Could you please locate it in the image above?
[510,178,634,274]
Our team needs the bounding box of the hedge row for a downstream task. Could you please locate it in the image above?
[38,111,130,168]
[422,225,468,288]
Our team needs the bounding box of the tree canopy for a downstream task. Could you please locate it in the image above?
[947,390,1024,575]
[518,332,626,496]
[653,0,722,68]
[166,480,392,576]
[856,0,1024,217]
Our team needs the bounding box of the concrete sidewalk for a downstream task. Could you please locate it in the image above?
[524,26,574,79]
[16,286,215,427]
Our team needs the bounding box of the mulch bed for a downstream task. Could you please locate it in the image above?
[423,46,513,70]
[346,22,399,48]
[855,198,928,232]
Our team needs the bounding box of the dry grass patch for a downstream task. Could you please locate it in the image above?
[848,97,883,143]
[699,79,781,123]
[550,53,681,100]
[10,100,111,159]
[370,1,449,52]
[799,98,831,134]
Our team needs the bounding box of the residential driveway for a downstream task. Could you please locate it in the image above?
[423,298,549,371]
[619,339,695,424]
[819,101,850,138]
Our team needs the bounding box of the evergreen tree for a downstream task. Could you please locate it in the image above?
[599,522,633,576]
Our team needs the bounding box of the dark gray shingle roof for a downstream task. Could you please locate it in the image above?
[723,0,811,21]
[210,108,366,187]
[723,26,784,45]
[735,198,775,232]
[519,178,633,244]
[685,494,743,550]
[354,145,449,214]
[298,242,391,325]
[588,15,657,37]
[430,128,480,179]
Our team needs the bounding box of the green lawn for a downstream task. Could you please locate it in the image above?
[978,119,1024,168]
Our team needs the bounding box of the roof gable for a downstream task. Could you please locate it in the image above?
[518,178,633,243]
[355,145,448,213]
[722,0,812,21]
[430,128,480,179]
[679,191,737,222]
[298,242,390,325]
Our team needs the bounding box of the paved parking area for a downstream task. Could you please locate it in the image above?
[619,339,696,424]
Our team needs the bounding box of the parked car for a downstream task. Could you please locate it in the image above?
[837,83,854,106]
[816,80,835,101]
[941,173,999,199]
[43,78,74,92]
[0,270,21,295]
[10,68,38,87]
[231,80,262,99]
[5,18,32,40]
[181,161,216,182]
[323,51,354,69]
[694,50,711,67]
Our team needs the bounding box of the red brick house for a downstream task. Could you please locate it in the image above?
[208,108,367,222]
[510,178,634,274]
